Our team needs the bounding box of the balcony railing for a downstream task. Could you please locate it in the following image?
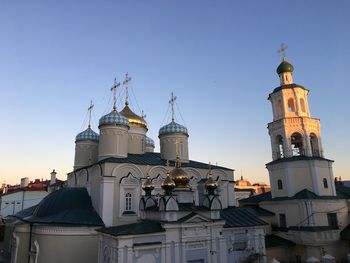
[275,149,323,160]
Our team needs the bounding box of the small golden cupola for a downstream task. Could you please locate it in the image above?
[142,176,154,196]
[205,163,218,195]
[161,160,176,195]
[170,141,189,188]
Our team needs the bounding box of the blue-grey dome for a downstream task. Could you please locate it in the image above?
[146,136,155,147]
[75,127,99,142]
[99,110,129,127]
[159,122,188,136]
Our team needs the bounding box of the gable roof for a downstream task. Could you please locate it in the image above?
[177,212,212,223]
[220,206,268,228]
[74,152,233,172]
[13,188,103,226]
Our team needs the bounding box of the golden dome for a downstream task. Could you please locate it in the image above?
[142,176,154,195]
[171,167,189,188]
[205,176,218,191]
[120,105,147,129]
[161,174,176,191]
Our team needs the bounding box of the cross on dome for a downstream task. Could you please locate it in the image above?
[278,43,288,61]
[123,73,132,106]
[169,92,177,123]
[111,78,121,111]
[88,100,94,128]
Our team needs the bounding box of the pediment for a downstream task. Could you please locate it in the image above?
[179,213,211,224]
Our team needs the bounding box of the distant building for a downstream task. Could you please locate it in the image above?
[234,176,270,202]
[0,170,64,218]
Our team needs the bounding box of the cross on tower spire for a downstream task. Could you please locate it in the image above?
[111,78,120,111]
[123,73,132,106]
[88,100,94,128]
[169,92,177,123]
[278,43,288,61]
[141,110,146,119]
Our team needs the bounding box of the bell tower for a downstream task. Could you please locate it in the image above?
[267,46,336,198]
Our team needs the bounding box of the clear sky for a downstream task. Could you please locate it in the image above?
[0,1,349,185]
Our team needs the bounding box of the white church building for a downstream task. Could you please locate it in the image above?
[8,74,268,263]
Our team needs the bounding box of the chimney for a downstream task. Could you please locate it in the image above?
[50,169,57,185]
[20,177,30,188]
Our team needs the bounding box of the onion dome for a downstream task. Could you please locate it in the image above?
[146,137,155,147]
[159,121,188,136]
[162,174,176,193]
[276,60,294,74]
[99,110,129,127]
[162,175,176,190]
[75,127,99,142]
[205,176,218,195]
[142,176,154,196]
[171,156,189,188]
[120,105,147,129]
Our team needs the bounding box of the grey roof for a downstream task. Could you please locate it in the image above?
[74,152,233,172]
[98,220,164,237]
[266,156,333,166]
[220,206,268,228]
[14,188,104,226]
[240,188,344,204]
[265,234,295,248]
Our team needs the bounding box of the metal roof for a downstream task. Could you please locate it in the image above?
[75,152,233,172]
[14,188,104,226]
[220,206,268,228]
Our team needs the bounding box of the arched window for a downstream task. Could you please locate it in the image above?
[310,133,320,157]
[323,178,328,189]
[287,98,295,112]
[300,98,306,112]
[276,135,284,159]
[291,132,304,156]
[277,180,283,190]
[125,193,132,211]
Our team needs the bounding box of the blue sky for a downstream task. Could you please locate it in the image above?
[0,1,349,184]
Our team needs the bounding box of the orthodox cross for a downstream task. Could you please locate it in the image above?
[169,92,177,122]
[88,100,94,128]
[123,73,132,105]
[141,110,146,119]
[278,43,288,61]
[111,78,120,111]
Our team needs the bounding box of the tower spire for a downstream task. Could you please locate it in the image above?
[123,73,132,106]
[111,78,121,111]
[169,92,177,123]
[278,43,288,61]
[88,100,94,128]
